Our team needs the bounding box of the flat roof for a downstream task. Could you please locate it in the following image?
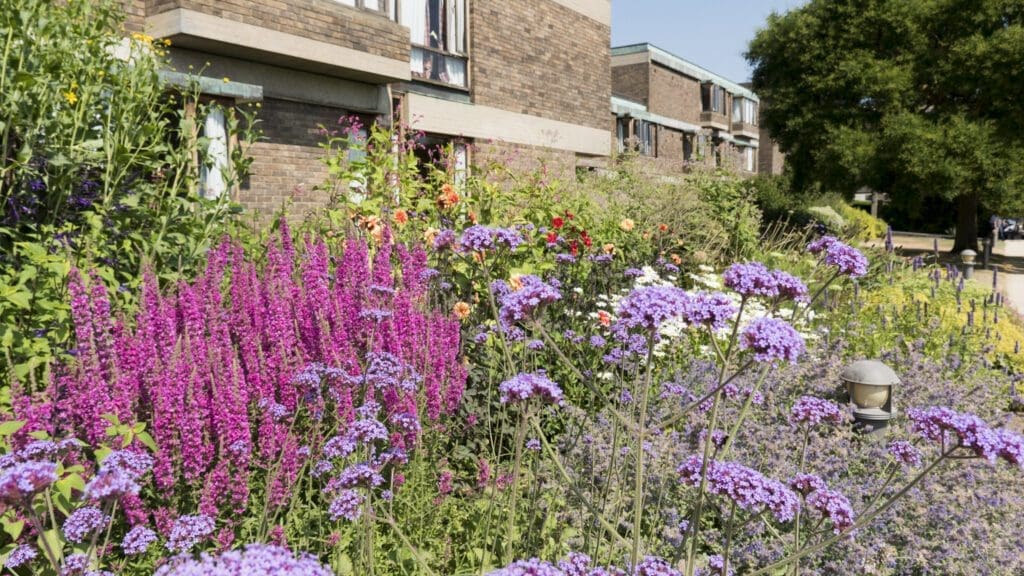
[612,43,759,102]
[611,96,701,133]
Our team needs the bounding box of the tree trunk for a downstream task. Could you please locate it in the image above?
[952,193,979,253]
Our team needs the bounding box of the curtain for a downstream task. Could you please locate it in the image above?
[443,56,466,87]
[200,108,228,199]
[454,0,465,53]
[401,0,427,45]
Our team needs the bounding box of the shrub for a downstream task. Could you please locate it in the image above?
[839,203,887,241]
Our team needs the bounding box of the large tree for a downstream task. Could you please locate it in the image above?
[748,0,1024,251]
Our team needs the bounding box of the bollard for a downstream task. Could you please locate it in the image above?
[982,237,992,269]
[961,249,977,280]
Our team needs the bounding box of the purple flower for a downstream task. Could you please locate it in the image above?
[624,268,643,278]
[823,241,869,278]
[614,286,691,334]
[683,291,737,330]
[166,514,215,552]
[433,229,456,250]
[122,525,158,555]
[771,270,809,302]
[5,544,37,568]
[589,335,606,348]
[526,438,542,451]
[996,429,1024,469]
[84,468,140,500]
[908,407,1004,462]
[634,556,682,576]
[806,488,856,534]
[789,473,827,496]
[498,275,562,328]
[62,553,89,575]
[723,262,780,298]
[331,464,384,489]
[0,461,58,504]
[347,418,389,445]
[806,235,839,255]
[100,450,154,479]
[63,506,109,543]
[487,558,562,576]
[438,470,454,495]
[887,440,923,468]
[153,544,333,576]
[789,396,847,427]
[699,555,733,576]
[556,253,577,264]
[740,318,805,363]
[499,372,564,405]
[677,456,800,522]
[527,339,545,350]
[328,489,364,522]
[460,225,522,252]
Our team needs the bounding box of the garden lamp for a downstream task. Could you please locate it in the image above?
[961,249,977,280]
[841,359,899,433]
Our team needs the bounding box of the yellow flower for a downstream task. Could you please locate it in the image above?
[62,90,78,105]
[619,218,635,232]
[222,77,231,83]
[423,227,440,245]
[130,32,154,45]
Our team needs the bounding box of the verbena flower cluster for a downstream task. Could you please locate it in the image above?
[154,544,333,575]
[499,275,562,328]
[740,318,805,363]
[723,262,808,301]
[499,371,565,405]
[908,406,1023,467]
[807,236,868,278]
[487,552,682,576]
[677,456,800,522]
[789,395,847,427]
[460,225,524,252]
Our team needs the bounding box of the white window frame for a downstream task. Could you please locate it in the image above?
[200,107,229,199]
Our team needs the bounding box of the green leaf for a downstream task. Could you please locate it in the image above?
[136,431,157,452]
[37,528,64,558]
[5,290,31,309]
[0,420,26,437]
[2,518,25,541]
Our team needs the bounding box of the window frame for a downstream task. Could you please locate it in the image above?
[398,0,470,89]
[336,0,390,14]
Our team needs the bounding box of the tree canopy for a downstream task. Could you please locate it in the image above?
[748,0,1024,250]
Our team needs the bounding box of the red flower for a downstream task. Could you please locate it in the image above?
[581,231,593,248]
[569,240,579,257]
[565,211,575,220]
[598,310,611,327]
[552,216,565,229]
[546,231,558,244]
[658,223,669,232]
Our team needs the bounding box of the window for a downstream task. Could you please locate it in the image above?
[635,120,655,156]
[400,0,468,88]
[683,134,694,160]
[336,0,387,12]
[701,83,726,114]
[616,117,630,153]
[200,107,229,199]
[741,147,756,172]
[733,98,759,125]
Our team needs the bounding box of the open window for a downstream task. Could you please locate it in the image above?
[701,83,726,114]
[400,0,468,88]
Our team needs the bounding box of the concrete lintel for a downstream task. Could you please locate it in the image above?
[550,0,611,26]
[406,93,610,157]
[147,9,411,83]
[158,70,263,102]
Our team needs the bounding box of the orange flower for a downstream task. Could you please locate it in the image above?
[438,183,460,209]
[394,209,409,225]
[658,223,669,232]
[509,274,524,291]
[452,301,471,320]
[597,310,611,327]
[619,218,635,232]
[670,254,682,265]
[423,227,439,245]
[468,211,478,224]
[603,243,616,254]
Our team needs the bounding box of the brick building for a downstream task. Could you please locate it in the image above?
[124,0,611,213]
[610,43,762,176]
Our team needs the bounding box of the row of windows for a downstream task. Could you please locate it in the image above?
[615,117,757,171]
[700,83,759,125]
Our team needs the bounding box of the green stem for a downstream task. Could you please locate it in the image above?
[719,364,771,458]
[629,339,656,570]
[791,428,810,576]
[381,513,439,576]
[505,409,528,563]
[722,500,738,576]
[531,419,630,548]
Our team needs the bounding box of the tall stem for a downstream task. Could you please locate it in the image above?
[505,408,528,563]
[719,364,771,458]
[791,427,810,576]
[629,339,656,570]
[722,500,739,576]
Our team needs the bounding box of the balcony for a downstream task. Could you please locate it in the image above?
[700,111,729,131]
[146,1,411,83]
[411,46,468,89]
[731,121,760,139]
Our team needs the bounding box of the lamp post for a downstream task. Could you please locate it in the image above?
[961,249,977,280]
[841,360,899,433]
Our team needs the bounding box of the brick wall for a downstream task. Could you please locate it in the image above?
[145,0,409,62]
[758,139,785,176]
[241,98,348,216]
[647,63,702,125]
[123,0,146,32]
[611,63,649,105]
[470,0,610,132]
[473,140,577,186]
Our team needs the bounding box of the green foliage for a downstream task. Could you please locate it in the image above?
[748,0,1024,249]
[839,203,887,241]
[0,0,258,388]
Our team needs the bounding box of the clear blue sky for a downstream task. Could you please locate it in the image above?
[611,0,808,84]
